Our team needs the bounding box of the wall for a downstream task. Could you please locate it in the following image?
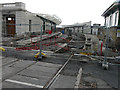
[92,28,98,35]
[16,11,43,36]
[83,26,91,34]
[16,11,27,35]
[45,22,51,31]
[1,2,25,11]
[26,11,43,33]
[97,27,119,49]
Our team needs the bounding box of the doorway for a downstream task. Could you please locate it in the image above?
[6,17,15,36]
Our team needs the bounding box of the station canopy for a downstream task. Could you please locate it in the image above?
[62,21,92,28]
[35,13,62,25]
[115,0,120,2]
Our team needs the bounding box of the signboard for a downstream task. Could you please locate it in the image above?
[117,29,120,37]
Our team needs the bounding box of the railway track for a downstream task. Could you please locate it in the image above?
[43,55,73,88]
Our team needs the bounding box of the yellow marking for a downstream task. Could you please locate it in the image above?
[0,47,5,51]
[80,52,92,55]
[34,52,46,58]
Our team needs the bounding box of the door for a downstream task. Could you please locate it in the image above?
[6,17,15,36]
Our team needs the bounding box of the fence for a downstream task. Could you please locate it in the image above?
[2,23,70,52]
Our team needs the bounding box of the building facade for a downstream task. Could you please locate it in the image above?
[64,21,92,36]
[1,2,61,37]
[0,4,2,44]
[91,24,101,35]
[101,0,120,50]
[102,0,120,27]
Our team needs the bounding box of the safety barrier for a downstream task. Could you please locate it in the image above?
[16,35,70,51]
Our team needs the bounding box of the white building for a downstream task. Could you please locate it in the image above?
[102,0,120,27]
[64,21,92,35]
[91,24,101,35]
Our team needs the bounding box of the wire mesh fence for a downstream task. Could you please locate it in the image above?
[2,23,70,52]
[1,20,120,57]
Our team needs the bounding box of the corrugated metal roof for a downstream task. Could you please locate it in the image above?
[35,13,62,25]
[62,21,92,28]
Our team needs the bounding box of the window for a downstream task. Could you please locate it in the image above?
[109,15,112,26]
[8,18,12,21]
[29,20,31,32]
[104,18,106,26]
[114,12,118,26]
[106,17,109,27]
[3,4,15,7]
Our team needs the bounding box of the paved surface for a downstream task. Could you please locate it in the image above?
[82,62,118,88]
[2,55,62,88]
[2,47,82,88]
[1,48,120,89]
[74,55,119,89]
[50,59,82,88]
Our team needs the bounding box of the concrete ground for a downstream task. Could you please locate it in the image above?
[1,46,82,88]
[1,47,120,89]
[2,51,69,88]
[74,55,119,89]
[1,32,120,89]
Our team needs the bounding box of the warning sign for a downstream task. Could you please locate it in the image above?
[117,29,120,37]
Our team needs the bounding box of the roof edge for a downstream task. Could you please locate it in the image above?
[102,2,119,17]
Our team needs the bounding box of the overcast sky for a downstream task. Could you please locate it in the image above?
[0,0,116,25]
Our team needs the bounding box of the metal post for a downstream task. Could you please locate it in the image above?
[0,4,2,89]
[43,21,45,34]
[102,27,109,69]
[82,26,84,33]
[39,25,43,59]
[51,23,52,31]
